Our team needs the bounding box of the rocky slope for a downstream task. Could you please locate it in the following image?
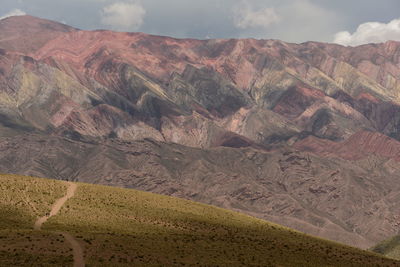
[0,15,400,249]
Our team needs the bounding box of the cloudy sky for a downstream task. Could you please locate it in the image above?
[1,0,400,46]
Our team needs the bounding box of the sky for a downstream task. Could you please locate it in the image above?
[1,0,400,46]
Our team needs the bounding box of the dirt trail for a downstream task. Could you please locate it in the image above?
[34,182,85,267]
[62,232,85,267]
[34,182,77,230]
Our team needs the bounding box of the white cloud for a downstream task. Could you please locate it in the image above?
[233,1,280,29]
[0,9,26,20]
[100,1,146,31]
[334,18,400,46]
[230,0,338,42]
[275,0,338,43]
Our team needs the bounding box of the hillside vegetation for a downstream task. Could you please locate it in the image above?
[373,236,400,261]
[0,174,398,266]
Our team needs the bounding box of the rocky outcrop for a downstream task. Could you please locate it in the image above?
[294,131,400,161]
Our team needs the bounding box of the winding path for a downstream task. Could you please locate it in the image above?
[62,232,85,267]
[34,182,85,267]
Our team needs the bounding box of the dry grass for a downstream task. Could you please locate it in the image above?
[47,182,399,266]
[1,174,399,266]
[0,174,72,265]
[0,230,72,266]
[372,235,400,261]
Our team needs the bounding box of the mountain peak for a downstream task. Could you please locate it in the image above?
[0,15,78,54]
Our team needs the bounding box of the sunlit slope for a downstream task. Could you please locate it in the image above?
[0,174,398,266]
[373,235,400,261]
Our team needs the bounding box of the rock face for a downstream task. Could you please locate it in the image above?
[1,15,400,249]
[294,131,400,161]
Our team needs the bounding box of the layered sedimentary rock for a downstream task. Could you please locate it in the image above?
[2,15,400,148]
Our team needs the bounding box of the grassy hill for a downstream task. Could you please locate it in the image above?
[372,236,400,261]
[0,174,398,266]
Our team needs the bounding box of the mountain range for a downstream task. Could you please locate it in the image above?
[1,15,400,251]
